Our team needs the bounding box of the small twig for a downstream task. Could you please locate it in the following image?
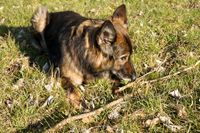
[45,94,133,133]
[144,60,200,84]
[116,60,200,93]
[140,57,168,80]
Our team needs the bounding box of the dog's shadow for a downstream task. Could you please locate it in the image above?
[0,25,48,70]
[0,25,68,132]
[17,110,67,133]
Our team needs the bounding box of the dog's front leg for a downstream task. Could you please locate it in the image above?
[61,77,82,109]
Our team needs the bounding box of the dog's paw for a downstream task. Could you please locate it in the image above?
[67,88,82,109]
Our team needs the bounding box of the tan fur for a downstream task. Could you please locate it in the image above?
[31,6,49,33]
[31,6,49,50]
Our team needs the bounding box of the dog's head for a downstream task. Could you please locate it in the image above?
[96,4,136,81]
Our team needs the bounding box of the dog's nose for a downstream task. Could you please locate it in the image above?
[131,74,136,81]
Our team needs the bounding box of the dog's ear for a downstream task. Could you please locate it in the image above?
[96,20,116,55]
[112,4,127,29]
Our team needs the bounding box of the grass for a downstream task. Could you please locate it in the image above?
[0,0,200,132]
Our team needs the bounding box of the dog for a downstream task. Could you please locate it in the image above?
[31,4,136,106]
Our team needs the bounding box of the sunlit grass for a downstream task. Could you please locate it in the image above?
[0,0,199,132]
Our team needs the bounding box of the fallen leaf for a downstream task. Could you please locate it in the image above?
[169,89,182,99]
[5,99,13,108]
[68,128,75,133]
[106,126,114,133]
[159,115,173,125]
[108,106,121,120]
[144,117,160,127]
[159,114,183,132]
[44,83,54,92]
[189,52,194,57]
[155,59,162,65]
[108,110,120,120]
[116,128,124,133]
[176,105,187,119]
[13,78,25,89]
[163,124,183,132]
[145,113,183,132]
[44,82,60,92]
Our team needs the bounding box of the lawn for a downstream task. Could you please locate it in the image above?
[0,0,200,132]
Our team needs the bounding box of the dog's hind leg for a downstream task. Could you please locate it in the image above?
[31,6,49,51]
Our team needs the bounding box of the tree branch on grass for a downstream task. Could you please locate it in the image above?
[145,60,200,84]
[45,94,133,133]
[116,60,200,93]
[45,60,200,132]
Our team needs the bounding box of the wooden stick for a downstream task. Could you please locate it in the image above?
[45,93,133,133]
[145,60,200,84]
[116,60,200,93]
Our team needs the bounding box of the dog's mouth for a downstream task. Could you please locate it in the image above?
[111,70,132,83]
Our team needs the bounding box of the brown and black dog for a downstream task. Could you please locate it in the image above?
[31,4,136,106]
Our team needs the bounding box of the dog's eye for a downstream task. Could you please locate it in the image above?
[120,55,128,61]
[121,57,126,61]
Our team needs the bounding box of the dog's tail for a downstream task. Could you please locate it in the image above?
[31,6,49,51]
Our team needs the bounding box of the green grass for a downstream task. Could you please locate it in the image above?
[0,0,200,132]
